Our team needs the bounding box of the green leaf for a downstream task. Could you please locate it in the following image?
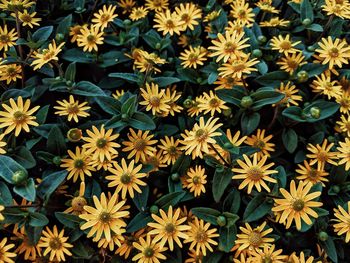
[153,77,181,87]
[212,168,233,203]
[65,62,76,82]
[12,146,36,169]
[35,105,50,125]
[216,87,245,106]
[94,96,121,115]
[251,88,285,110]
[37,170,67,201]
[62,48,95,63]
[191,207,221,225]
[254,71,289,86]
[282,106,306,122]
[73,81,106,97]
[243,193,273,222]
[132,185,149,212]
[121,95,138,117]
[300,0,314,22]
[306,23,323,32]
[129,112,156,130]
[29,212,49,227]
[0,182,12,205]
[282,128,298,153]
[155,191,186,209]
[202,252,224,263]
[219,225,237,252]
[223,189,241,214]
[171,154,191,175]
[47,126,66,155]
[322,237,338,263]
[300,63,327,77]
[303,100,340,122]
[32,26,53,42]
[55,212,83,228]
[241,112,260,135]
[126,212,152,233]
[0,155,27,184]
[13,178,36,202]
[109,72,141,83]
[56,14,72,36]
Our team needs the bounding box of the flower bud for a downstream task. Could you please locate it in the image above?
[171,173,180,181]
[222,108,232,117]
[297,70,309,83]
[183,99,193,109]
[150,205,159,214]
[52,156,61,166]
[302,18,312,26]
[252,49,263,58]
[240,96,253,108]
[67,128,82,142]
[258,35,267,43]
[216,215,227,226]
[318,231,328,241]
[310,107,321,119]
[12,170,28,185]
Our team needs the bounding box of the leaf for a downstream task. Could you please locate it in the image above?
[0,182,12,205]
[47,126,66,155]
[282,128,298,153]
[219,225,237,252]
[0,155,27,184]
[32,26,53,42]
[212,168,233,203]
[126,212,152,233]
[300,63,327,77]
[94,96,121,115]
[1,89,31,102]
[202,252,224,263]
[129,112,156,130]
[322,237,338,263]
[37,170,67,201]
[170,154,191,175]
[29,212,49,227]
[251,88,285,110]
[282,106,305,122]
[155,191,186,209]
[55,212,83,228]
[12,146,36,169]
[108,72,141,83]
[65,62,76,82]
[216,87,245,106]
[153,77,181,87]
[300,0,314,22]
[13,178,36,202]
[303,100,340,122]
[56,14,72,36]
[35,105,50,125]
[307,23,323,32]
[132,185,149,212]
[121,95,138,117]
[254,71,289,86]
[243,193,273,222]
[241,112,260,135]
[72,81,106,97]
[191,207,221,225]
[223,189,241,214]
[62,48,95,63]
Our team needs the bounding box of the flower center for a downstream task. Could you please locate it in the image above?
[71,196,87,211]
[144,247,154,258]
[280,41,292,50]
[181,13,190,23]
[120,173,132,184]
[292,199,305,211]
[6,66,16,75]
[168,146,177,155]
[209,98,219,107]
[287,60,298,69]
[21,14,32,22]
[195,230,207,243]
[13,111,27,122]
[149,96,160,107]
[248,231,262,247]
[96,138,107,148]
[231,61,246,72]
[100,14,110,23]
[329,47,339,57]
[67,104,79,114]
[224,41,238,53]
[263,256,272,263]
[308,168,318,178]
[317,151,328,162]
[195,128,208,142]
[254,140,266,149]
[166,19,175,29]
[99,211,112,223]
[247,167,263,180]
[87,34,96,43]
[0,34,10,43]
[74,159,85,169]
[49,237,62,250]
[134,139,146,151]
[42,50,55,61]
[192,176,201,185]
[165,223,175,233]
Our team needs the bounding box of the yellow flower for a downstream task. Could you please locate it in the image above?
[208,31,249,63]
[322,0,350,19]
[214,76,243,90]
[140,82,170,115]
[314,37,350,69]
[218,54,259,79]
[38,226,73,262]
[82,125,121,162]
[249,244,287,263]
[54,95,90,122]
[122,128,158,163]
[245,129,275,160]
[0,24,17,51]
[143,150,167,172]
[153,9,184,36]
[80,192,129,242]
[187,97,202,117]
[0,63,22,84]
[64,182,87,215]
[90,154,117,171]
[0,96,39,137]
[174,3,202,31]
[235,221,274,250]
[260,17,290,27]
[232,153,277,194]
[16,10,41,28]
[230,0,255,27]
[92,5,118,30]
[275,81,302,107]
[77,25,104,52]
[277,52,307,74]
[13,226,41,261]
[134,50,166,74]
[93,233,125,251]
[0,204,4,221]
[0,237,16,263]
[336,114,350,136]
[112,89,125,100]
[179,46,207,69]
[184,165,207,197]
[272,180,323,230]
[270,35,301,55]
[0,0,35,10]
[145,0,168,12]
[337,138,350,171]
[333,201,350,242]
[132,235,168,263]
[185,249,203,263]
[289,251,319,263]
[31,40,65,70]
[106,158,147,199]
[310,73,342,99]
[296,160,329,186]
[337,89,350,114]
[60,147,95,182]
[69,24,84,43]
[197,90,229,116]
[118,0,136,14]
[129,6,149,21]
[158,136,181,165]
[148,206,191,251]
[180,117,223,159]
[256,0,280,14]
[161,87,183,116]
[203,10,221,22]
[184,217,219,256]
[116,229,146,259]
[306,139,338,169]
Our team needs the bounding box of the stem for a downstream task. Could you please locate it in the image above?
[88,0,100,22]
[317,15,334,42]
[52,61,64,77]
[267,105,280,130]
[14,11,25,87]
[209,143,232,168]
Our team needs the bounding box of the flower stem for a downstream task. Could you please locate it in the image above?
[209,143,232,168]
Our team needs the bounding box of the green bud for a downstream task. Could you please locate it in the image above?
[331,185,340,193]
[196,77,203,84]
[252,49,263,58]
[75,7,82,12]
[318,231,328,241]
[297,70,309,83]
[222,108,232,117]
[55,33,64,42]
[310,107,321,119]
[121,113,129,121]
[12,170,28,185]
[307,46,316,52]
[216,166,225,173]
[171,173,180,181]
[150,205,159,214]
[224,142,233,149]
[123,19,131,26]
[240,96,254,108]
[183,99,193,109]
[258,35,267,43]
[302,18,312,26]
[155,43,161,50]
[67,128,82,142]
[52,156,61,166]
[66,80,73,87]
[216,215,227,226]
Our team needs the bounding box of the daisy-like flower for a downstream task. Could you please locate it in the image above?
[296,160,329,186]
[129,6,149,21]
[337,89,350,114]
[54,95,90,122]
[118,0,136,14]
[38,226,73,262]
[143,150,167,172]
[175,2,202,31]
[260,17,290,27]
[277,52,307,74]
[0,237,16,262]
[337,114,350,136]
[145,0,168,12]
[208,31,250,63]
[187,97,202,117]
[148,206,191,251]
[162,87,183,116]
[314,37,350,69]
[0,25,17,51]
[272,180,323,230]
[249,244,287,263]
[91,5,118,30]
[13,226,41,261]
[134,50,166,74]
[225,20,246,34]
[270,35,301,55]
[0,0,35,10]
[158,136,181,165]
[203,10,221,22]
[185,249,203,263]
[256,0,280,14]
[310,73,342,99]
[79,192,129,242]
[60,147,95,182]
[64,182,87,215]
[0,96,39,137]
[93,233,125,252]
[322,0,350,19]
[0,204,4,220]
[69,24,84,43]
[153,9,184,36]
[106,158,147,199]
[197,90,229,116]
[0,133,7,154]
[245,129,275,160]
[116,229,146,259]
[274,81,302,107]
[332,201,350,242]
[77,25,104,52]
[90,154,117,171]
[122,128,158,163]
[337,138,350,171]
[140,82,170,115]
[230,0,255,27]
[31,40,65,70]
[184,217,219,256]
[82,125,121,162]
[232,153,278,194]
[132,235,168,263]
[0,63,22,84]
[214,76,243,90]
[289,251,319,263]
[306,139,338,169]
[16,10,41,28]
[218,54,259,79]
[112,89,125,100]
[180,117,223,159]
[179,46,207,69]
[184,165,207,197]
[235,222,274,251]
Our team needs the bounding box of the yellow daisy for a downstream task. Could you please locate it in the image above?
[0,237,16,263]
[77,25,104,52]
[275,82,303,107]
[337,138,350,171]
[64,182,87,215]
[129,6,149,21]
[296,160,329,186]
[218,54,259,79]
[333,201,350,242]
[31,40,65,70]
[0,133,5,154]
[0,24,17,51]
[91,5,118,30]
[337,114,350,136]
[140,82,170,115]
[153,9,183,36]
[249,244,287,263]
[184,165,207,197]
[13,226,41,261]
[277,52,307,74]
[260,17,290,27]
[310,73,342,99]
[145,0,168,12]
[306,139,338,169]
[175,2,202,31]
[197,90,229,116]
[270,35,301,55]
[116,229,146,259]
[179,46,207,69]
[158,136,182,165]
[16,10,41,28]
[0,63,22,84]
[230,0,255,27]
[132,235,168,263]
[54,95,90,122]
[245,129,275,160]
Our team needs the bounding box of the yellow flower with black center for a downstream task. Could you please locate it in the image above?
[140,82,170,115]
[230,0,255,27]
[277,52,307,75]
[0,63,22,84]
[274,81,303,107]
[289,251,319,263]
[310,73,342,99]
[337,138,350,171]
[134,50,166,74]
[158,136,181,165]
[69,24,84,43]
[153,9,184,36]
[272,180,323,230]
[122,128,158,163]
[31,40,65,70]
[106,158,147,199]
[179,46,207,69]
[332,201,350,242]
[0,96,39,137]
[129,6,149,21]
[0,24,17,51]
[92,5,118,30]
[336,114,350,137]
[218,54,259,79]
[38,226,73,262]
[13,226,41,261]
[256,0,280,14]
[208,30,250,63]
[16,10,41,28]
[0,237,16,262]
[232,153,277,194]
[79,192,129,242]
[214,76,243,90]
[260,17,290,27]
[60,146,96,182]
[0,0,35,10]
[296,160,329,186]
[336,89,350,114]
[174,2,202,31]
[245,129,275,160]
[197,90,229,116]
[118,0,136,14]
[148,206,191,251]
[235,221,274,251]
[185,249,203,263]
[54,95,90,123]
[90,154,117,171]
[132,235,168,263]
[161,87,183,117]
[116,229,146,259]
[77,25,104,52]
[64,182,87,215]
[82,125,121,162]
[249,244,287,263]
[145,0,168,12]
[306,139,338,169]
[184,217,219,256]
[322,0,350,19]
[270,35,301,55]
[184,165,207,197]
